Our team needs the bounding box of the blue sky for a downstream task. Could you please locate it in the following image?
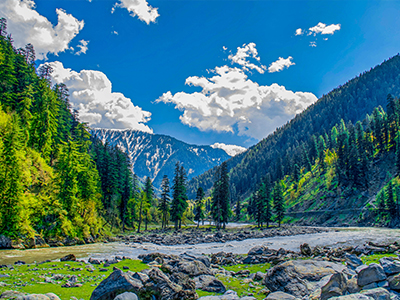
[1,0,400,148]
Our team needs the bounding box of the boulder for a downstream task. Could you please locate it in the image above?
[360,288,390,300]
[300,243,312,256]
[194,275,226,293]
[346,277,361,294]
[1,291,27,299]
[320,272,348,300]
[90,269,143,300]
[113,292,138,300]
[143,267,196,300]
[379,257,400,275]
[262,259,346,297]
[44,294,60,300]
[344,253,363,269]
[388,273,400,290]
[357,263,386,287]
[248,245,275,256]
[20,295,51,300]
[162,259,211,277]
[60,254,76,262]
[180,253,211,268]
[0,235,12,249]
[198,289,239,300]
[330,294,373,300]
[265,291,297,300]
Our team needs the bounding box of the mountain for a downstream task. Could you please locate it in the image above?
[188,54,400,200]
[211,143,247,157]
[91,128,233,188]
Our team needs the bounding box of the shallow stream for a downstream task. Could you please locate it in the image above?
[1,227,400,265]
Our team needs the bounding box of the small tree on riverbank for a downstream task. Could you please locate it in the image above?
[194,187,205,228]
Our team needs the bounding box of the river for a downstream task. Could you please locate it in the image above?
[1,227,400,265]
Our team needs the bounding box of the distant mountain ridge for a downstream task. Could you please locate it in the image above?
[91,128,234,188]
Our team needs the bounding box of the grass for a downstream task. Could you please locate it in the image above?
[194,263,272,300]
[361,253,398,265]
[222,263,271,273]
[0,260,148,300]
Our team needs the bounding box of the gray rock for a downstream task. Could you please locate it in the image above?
[0,235,11,249]
[239,297,256,300]
[357,264,387,287]
[180,253,211,268]
[20,295,51,300]
[198,290,240,300]
[320,272,348,300]
[388,273,400,290]
[360,288,390,300]
[330,294,373,300]
[344,253,363,269]
[143,267,196,300]
[44,294,60,300]
[248,245,275,256]
[362,282,379,290]
[90,269,143,300]
[379,257,400,275]
[1,291,27,299]
[300,243,312,256]
[265,291,297,300]
[347,277,361,294]
[162,259,211,277]
[262,259,346,297]
[113,292,138,300]
[60,254,76,262]
[194,275,226,293]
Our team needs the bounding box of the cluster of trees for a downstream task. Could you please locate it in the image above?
[247,175,285,228]
[0,19,105,239]
[188,53,400,202]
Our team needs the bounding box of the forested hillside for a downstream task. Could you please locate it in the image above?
[246,95,400,227]
[0,20,133,243]
[188,54,400,200]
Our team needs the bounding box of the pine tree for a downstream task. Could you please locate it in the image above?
[144,177,154,231]
[194,187,205,228]
[170,162,188,230]
[159,175,170,229]
[386,182,397,219]
[273,181,285,227]
[0,114,24,236]
[235,197,241,221]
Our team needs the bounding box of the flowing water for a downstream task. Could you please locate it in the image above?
[1,227,400,265]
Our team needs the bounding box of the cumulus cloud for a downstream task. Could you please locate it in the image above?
[0,0,84,60]
[75,39,89,55]
[268,56,295,73]
[228,43,266,74]
[295,28,303,36]
[156,66,317,140]
[308,22,341,35]
[113,0,159,25]
[309,41,317,47]
[42,61,153,133]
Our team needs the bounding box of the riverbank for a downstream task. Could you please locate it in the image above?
[2,236,400,300]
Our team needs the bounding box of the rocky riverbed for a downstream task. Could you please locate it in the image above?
[3,240,400,300]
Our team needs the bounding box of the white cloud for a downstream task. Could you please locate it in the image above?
[0,0,84,60]
[112,30,119,35]
[211,143,247,157]
[75,39,89,55]
[309,41,317,47]
[268,56,295,73]
[228,43,266,74]
[222,46,227,51]
[42,61,153,133]
[295,28,303,36]
[156,65,317,140]
[113,0,159,25]
[308,22,341,35]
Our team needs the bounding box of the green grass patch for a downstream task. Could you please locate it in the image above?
[222,263,271,274]
[361,253,398,265]
[0,260,148,300]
